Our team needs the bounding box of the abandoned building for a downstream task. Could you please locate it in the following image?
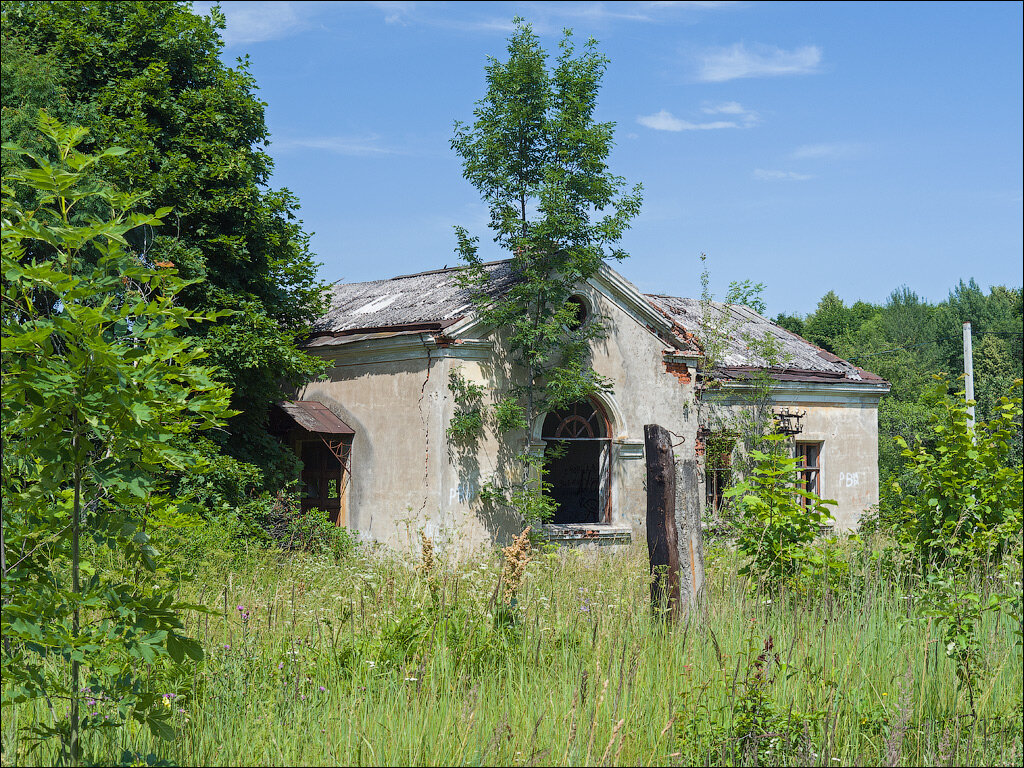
[276,260,890,551]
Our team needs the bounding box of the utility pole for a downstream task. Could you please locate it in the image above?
[963,321,975,431]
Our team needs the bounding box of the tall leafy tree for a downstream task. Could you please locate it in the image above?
[1,1,325,494]
[450,20,642,525]
[2,115,233,763]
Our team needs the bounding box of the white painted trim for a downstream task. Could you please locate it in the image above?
[706,379,889,406]
[312,334,494,367]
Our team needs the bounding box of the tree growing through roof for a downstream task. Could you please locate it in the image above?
[692,255,793,522]
[449,19,642,528]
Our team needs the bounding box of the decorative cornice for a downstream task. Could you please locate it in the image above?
[587,265,690,350]
[312,333,494,367]
[705,379,890,406]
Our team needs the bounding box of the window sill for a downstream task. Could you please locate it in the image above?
[542,524,632,546]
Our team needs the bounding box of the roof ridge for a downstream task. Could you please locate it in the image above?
[389,258,512,281]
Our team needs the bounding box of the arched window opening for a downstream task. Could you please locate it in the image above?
[542,399,611,525]
[565,295,589,330]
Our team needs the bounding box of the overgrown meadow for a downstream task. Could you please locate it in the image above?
[3,533,1021,767]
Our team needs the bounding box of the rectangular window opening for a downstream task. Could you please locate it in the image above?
[796,441,822,505]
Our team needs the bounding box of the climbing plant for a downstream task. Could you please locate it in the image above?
[449,19,642,527]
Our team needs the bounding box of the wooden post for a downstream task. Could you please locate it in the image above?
[645,424,706,622]
[675,458,705,611]
[645,424,680,621]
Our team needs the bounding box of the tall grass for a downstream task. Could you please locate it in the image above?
[3,537,1021,766]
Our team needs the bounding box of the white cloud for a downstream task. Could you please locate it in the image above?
[790,142,861,160]
[192,1,320,46]
[753,169,814,181]
[697,43,822,82]
[371,1,736,34]
[637,110,740,131]
[702,101,759,125]
[272,136,398,156]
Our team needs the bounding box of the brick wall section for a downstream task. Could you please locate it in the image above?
[664,360,691,383]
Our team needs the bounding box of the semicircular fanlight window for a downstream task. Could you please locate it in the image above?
[542,400,607,440]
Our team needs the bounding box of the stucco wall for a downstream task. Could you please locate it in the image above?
[708,392,883,530]
[793,401,881,530]
[298,351,449,550]
[298,283,698,554]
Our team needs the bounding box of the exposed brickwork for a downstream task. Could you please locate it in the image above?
[664,360,692,384]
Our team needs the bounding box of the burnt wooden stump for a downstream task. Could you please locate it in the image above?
[645,424,705,622]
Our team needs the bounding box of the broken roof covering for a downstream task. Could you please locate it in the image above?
[646,295,887,386]
[277,401,355,434]
[313,261,517,336]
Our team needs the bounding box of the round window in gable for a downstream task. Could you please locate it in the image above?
[566,296,589,330]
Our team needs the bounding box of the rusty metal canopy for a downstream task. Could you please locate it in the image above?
[276,401,355,435]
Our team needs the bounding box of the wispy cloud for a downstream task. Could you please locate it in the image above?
[753,169,814,181]
[637,110,739,131]
[790,142,861,160]
[371,1,734,33]
[193,1,321,46]
[696,43,822,82]
[702,101,759,125]
[272,136,399,156]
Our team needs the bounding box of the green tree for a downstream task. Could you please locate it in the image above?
[450,20,642,527]
[2,115,233,762]
[1,1,325,496]
[893,378,1023,570]
[803,290,850,354]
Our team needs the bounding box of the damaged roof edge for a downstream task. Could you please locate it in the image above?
[276,401,355,434]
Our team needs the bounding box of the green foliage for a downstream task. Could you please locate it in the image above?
[725,436,837,595]
[446,368,486,445]
[803,290,850,354]
[1,115,234,760]
[695,256,792,505]
[725,279,767,315]
[449,19,641,527]
[918,575,1005,718]
[893,377,1023,570]
[1,1,327,497]
[277,505,360,562]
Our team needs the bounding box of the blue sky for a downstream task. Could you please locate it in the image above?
[192,1,1022,316]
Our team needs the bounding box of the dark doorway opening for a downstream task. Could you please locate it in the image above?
[299,438,350,525]
[270,401,355,526]
[542,400,611,524]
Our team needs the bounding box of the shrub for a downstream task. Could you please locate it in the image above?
[725,434,837,596]
[893,377,1023,571]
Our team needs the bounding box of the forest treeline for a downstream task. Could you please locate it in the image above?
[774,282,1024,518]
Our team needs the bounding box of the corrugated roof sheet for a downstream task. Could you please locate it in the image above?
[313,261,517,336]
[308,261,886,388]
[277,401,355,434]
[646,295,887,385]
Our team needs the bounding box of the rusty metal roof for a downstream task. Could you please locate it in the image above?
[646,295,888,387]
[276,401,355,434]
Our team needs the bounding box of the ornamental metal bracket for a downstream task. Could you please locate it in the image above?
[773,407,806,436]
